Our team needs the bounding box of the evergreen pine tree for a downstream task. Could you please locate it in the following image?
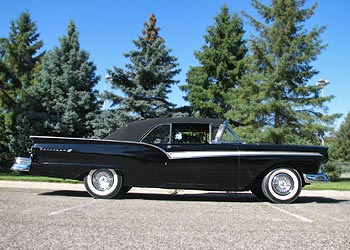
[241,0,340,144]
[332,112,350,162]
[25,20,100,138]
[107,13,180,120]
[0,49,12,169]
[0,12,43,167]
[90,109,134,139]
[4,12,44,88]
[181,5,247,119]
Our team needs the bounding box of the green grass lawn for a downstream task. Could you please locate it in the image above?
[1,173,350,191]
[303,178,350,191]
[0,173,82,184]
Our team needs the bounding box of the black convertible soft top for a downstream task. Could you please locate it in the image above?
[104,118,225,142]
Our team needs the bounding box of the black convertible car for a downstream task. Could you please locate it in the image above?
[12,118,329,203]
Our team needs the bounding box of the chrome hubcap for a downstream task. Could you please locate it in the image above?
[92,169,114,191]
[272,174,293,196]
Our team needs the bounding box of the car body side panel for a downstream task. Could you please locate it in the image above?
[235,144,326,189]
[30,137,241,190]
[158,144,239,190]
[30,136,168,186]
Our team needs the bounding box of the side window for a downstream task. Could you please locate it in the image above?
[142,125,170,144]
[172,124,209,144]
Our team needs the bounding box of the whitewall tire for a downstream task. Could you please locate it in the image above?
[262,167,302,204]
[84,169,122,199]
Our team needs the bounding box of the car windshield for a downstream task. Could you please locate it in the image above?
[212,121,241,144]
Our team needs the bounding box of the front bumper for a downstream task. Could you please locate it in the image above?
[10,157,32,172]
[303,173,330,183]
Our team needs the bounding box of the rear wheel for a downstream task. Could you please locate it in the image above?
[262,167,302,204]
[84,169,122,199]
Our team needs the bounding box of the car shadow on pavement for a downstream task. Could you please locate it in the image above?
[39,190,260,202]
[39,190,349,204]
[122,192,261,203]
[295,195,349,204]
[39,190,91,198]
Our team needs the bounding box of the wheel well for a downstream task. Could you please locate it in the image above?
[76,167,126,181]
[250,163,304,189]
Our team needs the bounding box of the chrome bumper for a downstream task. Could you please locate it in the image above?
[11,157,32,172]
[303,173,330,183]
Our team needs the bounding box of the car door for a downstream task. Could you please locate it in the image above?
[142,123,240,190]
[164,143,240,190]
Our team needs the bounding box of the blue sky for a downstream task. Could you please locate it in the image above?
[1,0,349,127]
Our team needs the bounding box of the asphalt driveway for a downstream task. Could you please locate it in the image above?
[0,181,349,250]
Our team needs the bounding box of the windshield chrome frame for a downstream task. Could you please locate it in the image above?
[211,120,242,144]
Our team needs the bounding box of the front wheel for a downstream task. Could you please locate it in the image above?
[84,169,123,199]
[262,167,302,204]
